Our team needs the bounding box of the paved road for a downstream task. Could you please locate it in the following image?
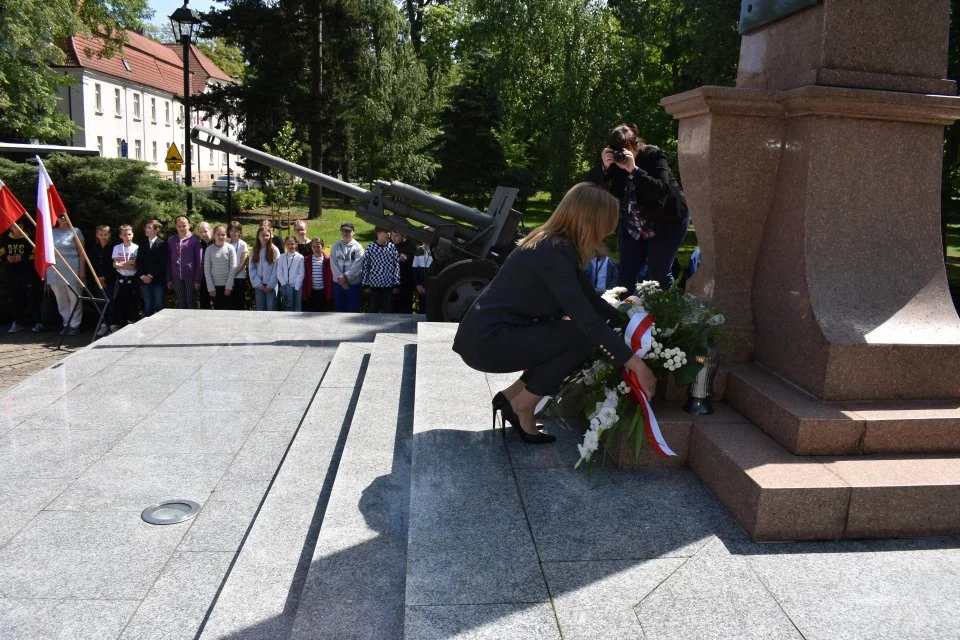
[0,330,85,391]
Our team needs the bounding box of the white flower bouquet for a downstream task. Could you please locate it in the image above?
[560,281,725,470]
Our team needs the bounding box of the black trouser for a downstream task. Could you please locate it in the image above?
[7,271,41,325]
[457,319,593,396]
[393,284,414,314]
[114,276,139,325]
[198,284,211,310]
[231,278,248,310]
[367,287,393,313]
[303,289,328,312]
[212,285,232,310]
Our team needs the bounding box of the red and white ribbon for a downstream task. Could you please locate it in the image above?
[622,310,677,457]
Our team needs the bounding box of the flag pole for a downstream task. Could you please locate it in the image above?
[8,221,75,288]
[60,214,104,295]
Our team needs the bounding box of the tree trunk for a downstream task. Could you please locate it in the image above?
[308,0,324,218]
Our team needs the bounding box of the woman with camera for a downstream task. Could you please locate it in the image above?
[453,182,657,444]
[587,122,689,291]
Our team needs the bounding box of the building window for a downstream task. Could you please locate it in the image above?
[133,94,141,120]
[114,88,121,115]
[116,138,122,157]
[96,136,103,155]
[152,141,157,162]
[150,98,156,123]
[165,101,170,125]
[135,140,142,160]
[94,84,102,113]
[178,104,184,124]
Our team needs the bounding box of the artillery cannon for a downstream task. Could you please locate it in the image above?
[190,125,522,321]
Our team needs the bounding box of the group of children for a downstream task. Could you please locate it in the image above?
[0,217,435,336]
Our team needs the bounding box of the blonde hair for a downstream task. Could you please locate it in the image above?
[518,182,618,265]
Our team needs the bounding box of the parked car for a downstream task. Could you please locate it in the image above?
[211,175,248,192]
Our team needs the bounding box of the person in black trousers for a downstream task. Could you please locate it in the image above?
[586,122,689,290]
[137,219,167,317]
[453,182,657,443]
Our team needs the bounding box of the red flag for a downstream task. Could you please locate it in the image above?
[35,158,64,280]
[0,178,27,234]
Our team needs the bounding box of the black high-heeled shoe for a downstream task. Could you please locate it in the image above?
[492,392,556,444]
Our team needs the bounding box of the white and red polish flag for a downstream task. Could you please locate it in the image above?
[0,178,27,234]
[35,157,65,280]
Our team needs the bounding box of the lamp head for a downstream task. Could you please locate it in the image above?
[169,2,203,43]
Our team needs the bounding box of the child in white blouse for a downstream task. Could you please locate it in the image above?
[276,235,305,311]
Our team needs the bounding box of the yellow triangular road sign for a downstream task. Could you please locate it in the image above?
[165,142,184,164]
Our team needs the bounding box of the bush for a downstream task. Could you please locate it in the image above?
[234,188,266,212]
[0,154,221,238]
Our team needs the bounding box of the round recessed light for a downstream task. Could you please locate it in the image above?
[141,500,201,525]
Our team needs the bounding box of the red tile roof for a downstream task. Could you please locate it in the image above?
[59,30,232,98]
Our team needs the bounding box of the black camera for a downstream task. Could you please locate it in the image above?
[612,149,626,163]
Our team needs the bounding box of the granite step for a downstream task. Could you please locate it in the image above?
[403,323,561,639]
[289,333,417,640]
[196,341,374,639]
[688,417,960,541]
[725,362,960,455]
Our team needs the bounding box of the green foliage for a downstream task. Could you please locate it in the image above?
[353,5,440,185]
[0,155,218,236]
[235,189,267,212]
[431,53,506,207]
[0,0,151,142]
[196,38,247,82]
[262,122,304,209]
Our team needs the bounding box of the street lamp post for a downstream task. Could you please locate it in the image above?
[170,0,203,216]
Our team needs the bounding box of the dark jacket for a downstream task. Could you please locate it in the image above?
[87,239,117,291]
[137,236,168,283]
[394,239,416,289]
[586,145,687,230]
[453,237,633,367]
[1,232,35,276]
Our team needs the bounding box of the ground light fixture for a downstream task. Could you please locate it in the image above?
[141,499,201,525]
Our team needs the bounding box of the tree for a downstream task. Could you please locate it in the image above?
[353,0,439,185]
[262,122,304,210]
[0,0,151,142]
[431,53,506,207]
[196,38,247,82]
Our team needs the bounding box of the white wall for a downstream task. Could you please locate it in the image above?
[57,70,243,185]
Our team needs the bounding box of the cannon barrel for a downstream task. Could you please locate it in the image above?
[191,126,372,202]
[379,181,492,228]
[189,125,523,322]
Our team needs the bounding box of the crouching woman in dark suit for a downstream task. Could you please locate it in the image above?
[453,182,657,444]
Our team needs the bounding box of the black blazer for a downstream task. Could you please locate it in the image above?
[453,237,634,367]
[137,236,168,282]
[586,145,686,230]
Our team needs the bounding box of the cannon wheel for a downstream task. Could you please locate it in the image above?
[426,259,499,322]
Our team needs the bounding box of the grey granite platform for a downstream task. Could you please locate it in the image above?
[0,310,417,640]
[0,313,958,640]
[403,323,960,640]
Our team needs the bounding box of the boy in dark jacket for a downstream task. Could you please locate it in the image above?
[87,225,117,336]
[137,219,167,317]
